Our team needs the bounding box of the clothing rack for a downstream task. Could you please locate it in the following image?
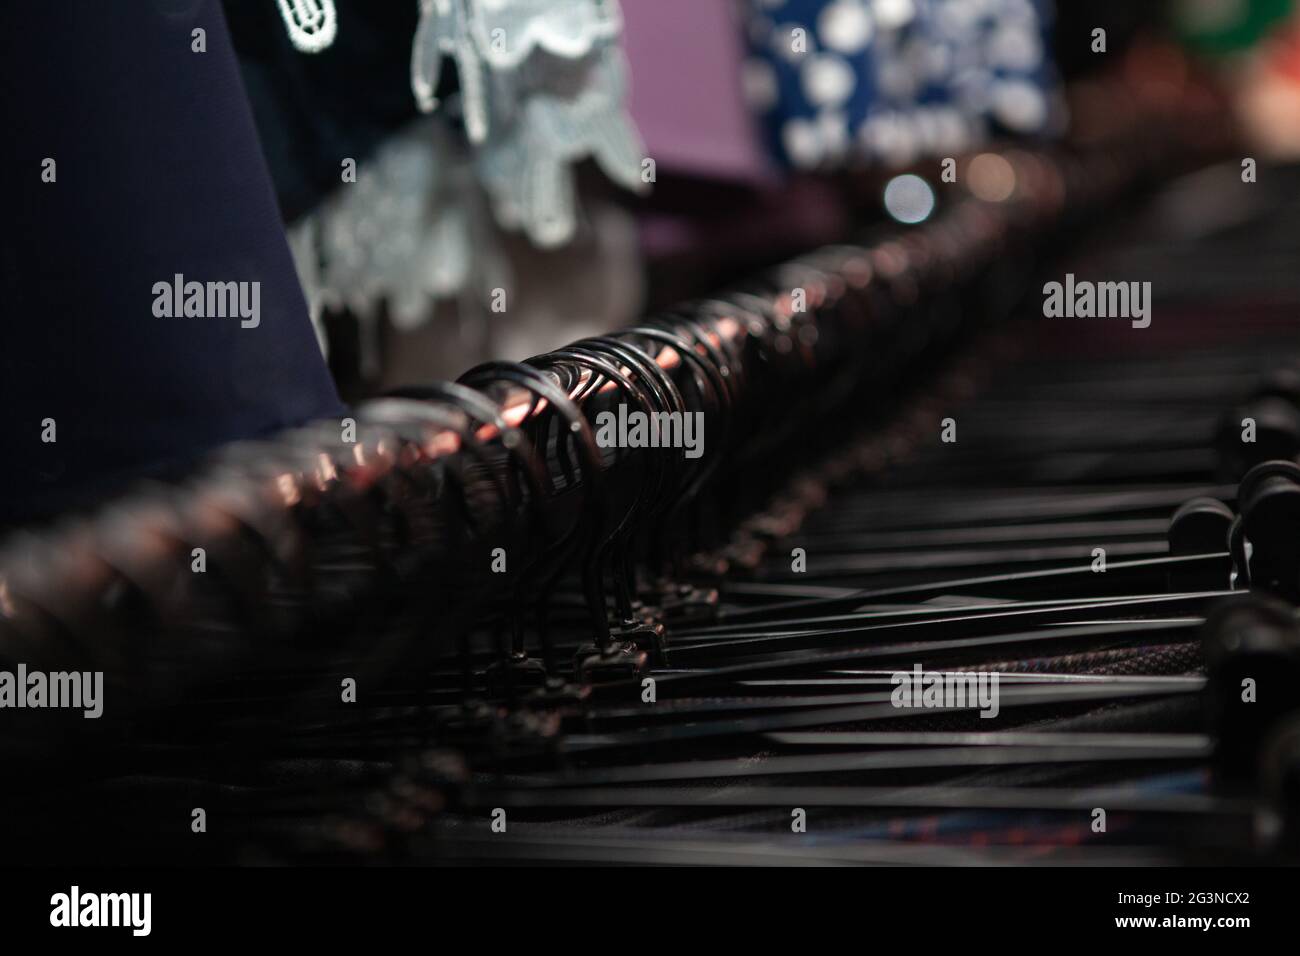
[13,80,1297,867]
[0,79,1224,710]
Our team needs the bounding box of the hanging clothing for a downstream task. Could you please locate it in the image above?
[0,0,344,525]
[739,0,1061,170]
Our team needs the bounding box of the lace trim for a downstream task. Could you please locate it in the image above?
[276,0,338,53]
[412,0,623,142]
[285,1,646,348]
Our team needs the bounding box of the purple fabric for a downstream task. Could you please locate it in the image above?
[621,0,779,185]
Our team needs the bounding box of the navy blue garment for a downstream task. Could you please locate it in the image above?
[0,0,345,526]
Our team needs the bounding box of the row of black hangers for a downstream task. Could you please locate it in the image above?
[0,70,1228,725]
[4,74,1280,864]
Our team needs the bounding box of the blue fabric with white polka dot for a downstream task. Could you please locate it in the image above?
[741,0,1059,171]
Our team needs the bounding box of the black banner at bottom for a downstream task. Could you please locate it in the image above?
[0,865,1284,941]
